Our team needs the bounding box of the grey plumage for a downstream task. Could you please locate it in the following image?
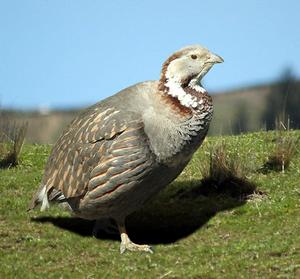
[29,45,223,253]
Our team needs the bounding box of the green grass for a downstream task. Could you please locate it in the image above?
[1,131,300,279]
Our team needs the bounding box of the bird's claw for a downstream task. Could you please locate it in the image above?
[120,240,153,254]
[118,224,153,254]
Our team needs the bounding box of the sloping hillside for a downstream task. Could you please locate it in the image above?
[211,84,271,135]
[1,80,299,143]
[0,131,299,278]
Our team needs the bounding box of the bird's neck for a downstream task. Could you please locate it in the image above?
[146,78,213,164]
[158,76,213,117]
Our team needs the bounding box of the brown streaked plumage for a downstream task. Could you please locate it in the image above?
[29,44,223,254]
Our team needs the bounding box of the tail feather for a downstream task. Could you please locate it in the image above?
[27,185,49,211]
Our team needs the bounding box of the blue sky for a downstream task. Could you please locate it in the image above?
[1,0,299,109]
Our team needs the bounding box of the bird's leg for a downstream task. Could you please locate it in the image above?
[117,220,153,254]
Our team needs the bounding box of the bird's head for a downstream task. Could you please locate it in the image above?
[159,45,223,108]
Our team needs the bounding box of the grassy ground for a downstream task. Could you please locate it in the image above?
[0,131,299,279]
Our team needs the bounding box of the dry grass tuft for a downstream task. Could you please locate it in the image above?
[263,119,298,173]
[264,135,298,173]
[0,117,28,168]
[200,142,257,199]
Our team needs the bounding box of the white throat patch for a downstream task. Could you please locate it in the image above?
[164,78,206,108]
[188,77,207,94]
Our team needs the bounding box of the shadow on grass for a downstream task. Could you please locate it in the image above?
[0,153,18,168]
[31,179,255,245]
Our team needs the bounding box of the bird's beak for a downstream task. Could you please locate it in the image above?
[209,53,224,64]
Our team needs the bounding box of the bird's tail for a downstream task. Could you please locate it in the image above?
[27,184,50,212]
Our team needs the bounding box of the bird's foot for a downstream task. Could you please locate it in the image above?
[119,233,153,254]
[120,239,153,254]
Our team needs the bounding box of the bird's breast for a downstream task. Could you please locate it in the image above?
[143,94,213,166]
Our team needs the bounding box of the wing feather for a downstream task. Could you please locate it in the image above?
[42,106,153,202]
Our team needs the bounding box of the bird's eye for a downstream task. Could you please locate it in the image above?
[191,54,197,60]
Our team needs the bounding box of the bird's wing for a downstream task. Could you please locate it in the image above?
[42,106,154,201]
[82,122,155,205]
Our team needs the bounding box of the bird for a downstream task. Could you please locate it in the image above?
[29,44,223,253]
